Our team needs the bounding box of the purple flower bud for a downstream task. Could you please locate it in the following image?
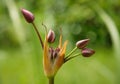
[81,48,95,57]
[76,39,90,49]
[21,8,34,23]
[47,29,55,43]
[53,48,60,59]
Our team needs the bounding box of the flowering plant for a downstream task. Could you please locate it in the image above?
[21,8,95,84]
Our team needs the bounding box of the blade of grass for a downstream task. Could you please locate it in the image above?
[92,5,120,83]
[4,0,26,45]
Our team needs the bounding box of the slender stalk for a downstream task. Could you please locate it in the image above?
[32,22,44,49]
[49,77,54,84]
[42,23,48,35]
[65,53,81,63]
[65,47,77,59]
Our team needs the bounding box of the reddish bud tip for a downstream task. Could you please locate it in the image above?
[21,8,34,23]
[76,39,90,49]
[81,48,95,57]
[47,29,55,43]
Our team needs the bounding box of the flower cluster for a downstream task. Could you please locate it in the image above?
[76,39,95,57]
[21,8,95,83]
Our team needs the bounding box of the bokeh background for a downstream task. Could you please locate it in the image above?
[0,0,120,84]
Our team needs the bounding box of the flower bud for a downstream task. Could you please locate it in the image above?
[47,29,55,43]
[21,8,34,23]
[81,48,95,57]
[76,39,90,49]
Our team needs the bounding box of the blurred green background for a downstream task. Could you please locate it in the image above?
[0,0,120,84]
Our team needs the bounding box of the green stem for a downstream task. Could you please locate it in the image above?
[66,47,77,58]
[49,77,54,84]
[32,22,44,49]
[42,23,48,36]
[65,53,81,63]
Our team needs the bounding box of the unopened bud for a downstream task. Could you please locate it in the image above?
[47,29,55,43]
[21,8,34,23]
[76,39,90,49]
[81,48,95,57]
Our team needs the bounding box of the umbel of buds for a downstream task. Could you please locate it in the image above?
[76,39,95,57]
[21,8,95,84]
[21,8,34,23]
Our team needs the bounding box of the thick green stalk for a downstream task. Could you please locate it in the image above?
[49,77,54,84]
